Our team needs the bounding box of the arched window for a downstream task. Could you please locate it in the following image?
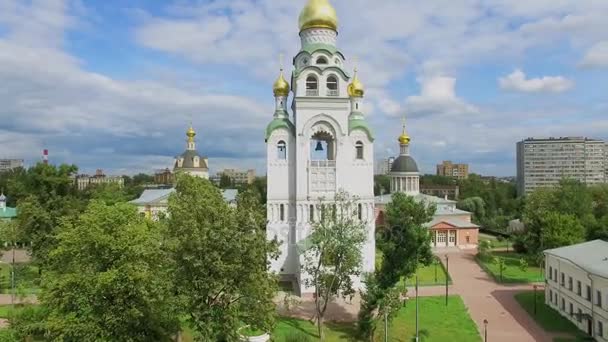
[306,75,318,96]
[277,141,287,160]
[327,75,338,96]
[280,204,285,221]
[356,141,364,160]
[316,56,328,65]
[358,203,363,220]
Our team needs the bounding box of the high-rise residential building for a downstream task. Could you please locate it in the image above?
[436,161,469,180]
[75,169,124,190]
[212,168,256,185]
[374,157,394,175]
[516,137,606,196]
[0,159,24,172]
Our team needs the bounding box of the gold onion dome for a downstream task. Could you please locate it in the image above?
[273,69,290,97]
[398,121,411,145]
[186,125,196,142]
[298,0,338,32]
[348,69,365,98]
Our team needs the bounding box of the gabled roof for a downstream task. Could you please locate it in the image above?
[374,193,456,206]
[424,217,479,229]
[130,188,175,206]
[545,240,608,277]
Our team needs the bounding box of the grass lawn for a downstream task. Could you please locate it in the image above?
[0,304,35,319]
[478,233,512,249]
[377,250,451,287]
[514,291,588,341]
[477,251,543,283]
[183,296,480,342]
[0,263,40,294]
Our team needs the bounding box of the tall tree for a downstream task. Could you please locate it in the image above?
[33,201,179,341]
[302,191,367,341]
[167,175,278,341]
[358,192,435,339]
[457,197,486,223]
[540,212,585,249]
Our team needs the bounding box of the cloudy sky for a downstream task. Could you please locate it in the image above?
[1,0,607,176]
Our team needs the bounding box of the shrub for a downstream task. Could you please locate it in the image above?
[496,235,505,242]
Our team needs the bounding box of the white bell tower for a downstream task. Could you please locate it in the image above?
[265,0,375,295]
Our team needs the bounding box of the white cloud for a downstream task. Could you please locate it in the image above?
[499,69,573,93]
[580,41,608,68]
[405,75,478,116]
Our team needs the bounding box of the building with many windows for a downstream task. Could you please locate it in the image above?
[517,137,607,196]
[0,159,24,172]
[545,240,608,341]
[211,168,256,185]
[374,157,394,175]
[436,161,469,180]
[75,169,124,190]
[420,184,460,200]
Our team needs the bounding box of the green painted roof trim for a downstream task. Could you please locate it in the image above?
[0,207,17,219]
[265,118,295,141]
[349,119,375,142]
[300,43,341,56]
[293,65,350,79]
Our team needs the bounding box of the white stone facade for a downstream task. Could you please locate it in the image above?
[266,26,375,295]
[545,241,608,341]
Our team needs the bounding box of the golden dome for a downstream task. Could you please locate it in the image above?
[186,125,196,142]
[298,0,338,32]
[347,68,365,98]
[273,69,290,97]
[398,118,411,145]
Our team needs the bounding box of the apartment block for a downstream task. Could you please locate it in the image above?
[75,169,124,191]
[545,240,608,341]
[0,159,24,172]
[211,168,256,185]
[436,161,469,180]
[516,137,606,196]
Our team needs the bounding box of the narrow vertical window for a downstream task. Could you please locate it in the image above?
[327,75,338,96]
[280,204,285,222]
[277,140,287,160]
[309,204,314,222]
[356,141,364,160]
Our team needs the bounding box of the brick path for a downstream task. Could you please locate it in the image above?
[279,249,571,342]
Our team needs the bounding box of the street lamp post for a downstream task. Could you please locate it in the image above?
[533,285,538,315]
[483,319,488,342]
[415,271,419,342]
[445,254,449,306]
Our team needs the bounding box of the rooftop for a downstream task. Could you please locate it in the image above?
[0,207,17,219]
[544,240,608,277]
[521,137,603,143]
[424,217,479,229]
[375,193,456,206]
[130,188,239,205]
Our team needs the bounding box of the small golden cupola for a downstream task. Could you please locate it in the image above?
[186,125,196,143]
[348,68,365,98]
[273,68,290,97]
[298,0,338,32]
[398,119,411,145]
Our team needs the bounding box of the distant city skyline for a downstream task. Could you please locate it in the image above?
[1,1,607,177]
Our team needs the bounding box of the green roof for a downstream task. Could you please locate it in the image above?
[265,118,295,141]
[300,43,339,55]
[349,118,374,142]
[0,207,17,219]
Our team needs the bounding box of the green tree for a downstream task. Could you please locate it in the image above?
[358,192,435,339]
[495,257,506,282]
[35,200,179,341]
[518,258,528,273]
[541,212,585,249]
[219,174,234,188]
[374,175,391,196]
[457,197,486,223]
[477,240,492,259]
[302,191,367,341]
[167,175,278,341]
[85,183,131,205]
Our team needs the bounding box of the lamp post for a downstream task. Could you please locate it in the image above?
[483,319,488,342]
[415,270,419,342]
[533,285,538,315]
[445,254,449,306]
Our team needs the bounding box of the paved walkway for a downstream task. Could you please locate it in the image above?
[279,249,568,342]
[431,249,559,342]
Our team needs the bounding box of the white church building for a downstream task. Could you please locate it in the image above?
[265,0,376,295]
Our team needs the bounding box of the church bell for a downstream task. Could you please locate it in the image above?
[315,141,324,151]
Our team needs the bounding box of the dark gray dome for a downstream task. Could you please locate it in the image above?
[390,155,419,173]
[175,150,208,169]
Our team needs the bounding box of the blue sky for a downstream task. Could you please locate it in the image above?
[0,0,607,177]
